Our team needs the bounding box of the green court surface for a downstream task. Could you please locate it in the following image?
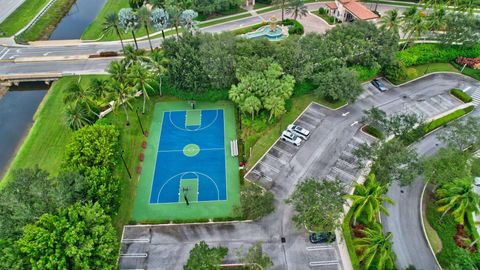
[132,101,240,222]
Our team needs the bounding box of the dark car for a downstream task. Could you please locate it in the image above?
[309,232,336,244]
[371,79,388,92]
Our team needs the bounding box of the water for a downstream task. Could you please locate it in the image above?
[49,0,108,40]
[244,26,285,41]
[0,82,48,177]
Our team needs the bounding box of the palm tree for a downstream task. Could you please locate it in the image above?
[379,10,401,35]
[89,77,111,101]
[102,12,125,51]
[242,96,262,120]
[111,81,135,126]
[401,6,418,39]
[264,96,285,121]
[122,44,148,67]
[149,0,165,8]
[63,78,98,116]
[401,7,428,49]
[436,178,480,224]
[286,0,308,20]
[128,63,154,114]
[167,5,182,37]
[148,49,168,96]
[65,103,92,130]
[107,60,128,83]
[355,224,395,270]
[426,4,447,33]
[273,0,288,21]
[118,8,141,49]
[137,6,154,51]
[151,7,169,40]
[347,174,394,224]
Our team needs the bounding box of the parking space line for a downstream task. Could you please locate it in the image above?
[266,153,287,165]
[332,167,356,180]
[305,109,326,119]
[259,161,280,173]
[301,112,321,123]
[309,261,339,267]
[413,102,434,117]
[438,94,456,106]
[420,100,440,114]
[120,253,148,258]
[272,146,294,156]
[122,239,150,243]
[0,48,10,60]
[306,246,335,251]
[295,118,316,129]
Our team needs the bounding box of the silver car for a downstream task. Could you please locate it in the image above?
[281,130,302,146]
[287,124,310,140]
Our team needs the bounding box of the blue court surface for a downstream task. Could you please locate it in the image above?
[149,109,227,204]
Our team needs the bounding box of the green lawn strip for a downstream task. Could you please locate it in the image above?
[0,76,108,188]
[311,10,338,25]
[198,13,252,28]
[0,0,50,37]
[450,88,473,103]
[81,0,129,40]
[132,101,240,222]
[257,6,280,14]
[424,106,474,134]
[452,62,480,81]
[422,186,443,253]
[195,6,246,21]
[342,208,361,270]
[390,62,459,85]
[17,0,77,42]
[232,22,266,35]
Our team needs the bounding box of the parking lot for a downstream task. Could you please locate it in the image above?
[245,102,327,187]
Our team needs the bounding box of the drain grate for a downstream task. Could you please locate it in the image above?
[281,237,286,243]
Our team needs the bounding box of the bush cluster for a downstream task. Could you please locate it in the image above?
[396,44,480,67]
[282,19,304,35]
[456,57,480,69]
[450,88,473,103]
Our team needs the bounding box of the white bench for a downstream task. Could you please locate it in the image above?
[230,140,238,157]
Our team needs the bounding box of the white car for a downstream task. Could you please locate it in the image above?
[287,124,310,140]
[281,130,302,146]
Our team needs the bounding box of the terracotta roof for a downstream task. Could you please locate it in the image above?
[338,0,353,4]
[344,1,378,20]
[326,2,338,9]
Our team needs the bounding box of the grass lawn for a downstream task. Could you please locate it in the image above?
[132,101,240,222]
[342,208,361,270]
[246,93,346,169]
[391,62,459,85]
[423,186,443,253]
[0,76,108,188]
[17,0,77,42]
[452,62,480,81]
[0,0,50,37]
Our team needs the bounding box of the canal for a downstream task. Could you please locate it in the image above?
[49,0,107,40]
[0,83,48,178]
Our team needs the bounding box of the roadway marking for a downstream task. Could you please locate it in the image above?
[306,246,334,251]
[309,261,339,267]
[342,112,350,116]
[8,54,19,59]
[463,86,471,92]
[259,161,280,173]
[15,49,21,53]
[0,48,9,60]
[43,52,52,56]
[350,121,358,126]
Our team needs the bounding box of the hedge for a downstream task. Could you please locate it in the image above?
[424,105,474,134]
[362,125,385,140]
[342,208,361,270]
[450,88,473,103]
[282,19,304,35]
[397,44,480,67]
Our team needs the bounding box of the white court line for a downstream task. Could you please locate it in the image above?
[158,147,224,153]
[0,48,9,60]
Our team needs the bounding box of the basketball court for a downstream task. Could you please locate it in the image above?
[132,101,240,221]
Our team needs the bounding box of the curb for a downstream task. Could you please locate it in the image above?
[384,72,472,88]
[419,182,443,270]
[124,219,253,228]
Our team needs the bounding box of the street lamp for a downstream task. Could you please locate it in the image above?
[120,150,132,179]
[135,107,145,136]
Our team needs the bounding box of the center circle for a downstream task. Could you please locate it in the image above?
[183,144,200,157]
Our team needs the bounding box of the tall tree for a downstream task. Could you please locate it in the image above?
[107,60,128,82]
[438,116,480,151]
[166,5,183,37]
[180,9,199,32]
[148,49,168,96]
[118,8,141,49]
[379,9,401,35]
[102,12,125,51]
[422,147,471,187]
[111,81,135,126]
[236,242,273,270]
[128,62,154,114]
[151,7,170,40]
[354,224,396,270]
[272,0,288,21]
[137,6,154,50]
[286,0,308,20]
[286,178,347,232]
[184,241,228,270]
[313,67,363,102]
[17,203,118,270]
[347,174,394,224]
[436,177,480,224]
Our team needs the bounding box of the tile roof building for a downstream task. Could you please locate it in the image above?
[325,0,378,22]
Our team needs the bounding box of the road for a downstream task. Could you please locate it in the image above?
[0,0,26,24]
[119,74,480,269]
[0,3,405,77]
[381,75,480,270]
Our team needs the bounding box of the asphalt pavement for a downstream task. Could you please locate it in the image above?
[0,0,26,24]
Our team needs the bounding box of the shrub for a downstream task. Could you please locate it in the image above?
[424,105,474,134]
[351,65,381,82]
[384,60,407,83]
[318,7,327,14]
[234,181,275,220]
[450,88,473,103]
[283,19,304,35]
[456,57,480,69]
[397,44,480,67]
[405,67,418,79]
[362,125,385,140]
